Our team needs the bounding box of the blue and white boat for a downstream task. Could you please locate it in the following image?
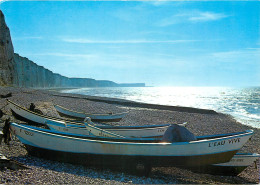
[211,153,260,175]
[54,104,128,122]
[46,117,172,138]
[185,153,260,176]
[10,122,254,176]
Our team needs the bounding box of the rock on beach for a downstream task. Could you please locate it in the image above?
[0,86,259,184]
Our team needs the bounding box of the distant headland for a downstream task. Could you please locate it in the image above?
[0,10,145,88]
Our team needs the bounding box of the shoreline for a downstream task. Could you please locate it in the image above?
[50,91,218,115]
[50,86,260,129]
[0,86,259,184]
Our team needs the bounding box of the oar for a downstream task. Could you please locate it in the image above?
[84,117,125,138]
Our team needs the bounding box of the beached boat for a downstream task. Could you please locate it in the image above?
[54,104,128,122]
[186,153,260,176]
[8,99,170,138]
[10,122,253,176]
[211,153,260,175]
[46,119,170,138]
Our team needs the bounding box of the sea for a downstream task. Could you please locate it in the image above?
[61,86,260,129]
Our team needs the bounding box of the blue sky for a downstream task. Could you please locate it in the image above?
[1,1,259,86]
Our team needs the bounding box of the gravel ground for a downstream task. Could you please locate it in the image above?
[0,86,259,184]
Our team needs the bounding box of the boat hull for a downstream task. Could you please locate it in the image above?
[183,153,260,176]
[9,101,50,125]
[54,104,127,122]
[24,144,238,168]
[210,153,260,175]
[57,111,122,122]
[10,123,253,168]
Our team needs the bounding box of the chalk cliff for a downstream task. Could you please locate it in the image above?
[0,11,18,86]
[14,53,121,88]
[0,10,145,88]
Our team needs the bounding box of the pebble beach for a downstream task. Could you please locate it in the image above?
[0,86,259,184]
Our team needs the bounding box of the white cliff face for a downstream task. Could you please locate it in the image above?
[0,10,18,86]
[13,53,139,88]
[13,53,120,88]
[14,54,54,88]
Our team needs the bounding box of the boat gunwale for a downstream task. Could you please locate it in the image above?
[232,153,260,157]
[48,121,171,131]
[11,122,254,146]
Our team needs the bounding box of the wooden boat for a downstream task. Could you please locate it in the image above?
[54,104,128,122]
[8,99,170,138]
[10,122,254,176]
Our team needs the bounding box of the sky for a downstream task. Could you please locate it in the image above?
[0,1,259,86]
